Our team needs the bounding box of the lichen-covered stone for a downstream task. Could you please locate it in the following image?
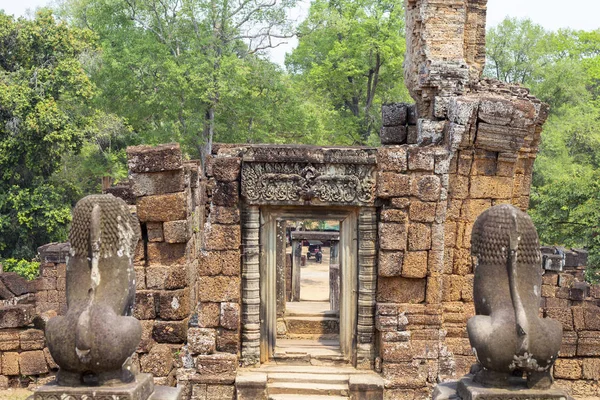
[127,143,182,173]
[188,328,216,355]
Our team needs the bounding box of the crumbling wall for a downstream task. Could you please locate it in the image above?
[538,248,600,398]
[0,247,67,388]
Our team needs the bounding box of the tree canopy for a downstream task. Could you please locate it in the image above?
[486,18,600,281]
[0,11,97,259]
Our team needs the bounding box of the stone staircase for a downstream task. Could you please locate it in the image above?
[237,364,384,400]
[280,301,339,337]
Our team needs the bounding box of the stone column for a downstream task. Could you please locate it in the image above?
[329,240,340,311]
[275,220,286,317]
[357,208,377,367]
[241,206,260,366]
[291,240,302,302]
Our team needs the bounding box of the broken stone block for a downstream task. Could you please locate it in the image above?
[127,143,182,173]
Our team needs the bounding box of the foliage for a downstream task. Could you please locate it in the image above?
[286,0,411,144]
[1,258,40,280]
[57,0,315,160]
[487,18,600,280]
[0,11,97,259]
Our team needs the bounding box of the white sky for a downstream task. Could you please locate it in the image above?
[2,0,599,66]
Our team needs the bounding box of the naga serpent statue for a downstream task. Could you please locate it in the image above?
[46,194,142,386]
[467,204,562,389]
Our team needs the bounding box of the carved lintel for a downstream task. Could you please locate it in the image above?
[241,162,376,206]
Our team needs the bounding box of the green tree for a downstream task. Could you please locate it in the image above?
[488,18,600,280]
[0,11,96,259]
[286,0,410,144]
[60,0,299,161]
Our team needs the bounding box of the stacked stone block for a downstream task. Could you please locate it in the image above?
[175,146,241,400]
[126,143,202,386]
[376,143,457,398]
[0,245,67,388]
[538,253,600,398]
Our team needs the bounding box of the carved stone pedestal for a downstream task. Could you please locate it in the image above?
[433,375,569,400]
[33,373,182,400]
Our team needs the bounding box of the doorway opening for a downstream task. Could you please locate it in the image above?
[259,207,358,365]
[276,220,343,363]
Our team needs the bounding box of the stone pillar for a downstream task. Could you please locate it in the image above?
[291,240,302,302]
[241,205,260,366]
[275,220,286,317]
[329,240,340,311]
[357,208,377,368]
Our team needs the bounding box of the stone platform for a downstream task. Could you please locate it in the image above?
[32,373,182,400]
[433,376,571,400]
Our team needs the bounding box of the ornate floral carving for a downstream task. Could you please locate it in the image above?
[241,162,376,205]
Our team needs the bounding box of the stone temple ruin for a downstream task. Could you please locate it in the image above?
[0,0,599,399]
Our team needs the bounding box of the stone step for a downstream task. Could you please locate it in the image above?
[269,395,349,400]
[250,365,364,374]
[268,382,349,396]
[268,373,349,385]
[285,316,339,335]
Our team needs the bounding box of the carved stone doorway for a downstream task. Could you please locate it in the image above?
[238,145,378,368]
[241,205,377,368]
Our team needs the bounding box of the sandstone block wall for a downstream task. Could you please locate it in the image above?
[172,145,241,400]
[126,143,203,387]
[539,249,600,398]
[0,246,68,388]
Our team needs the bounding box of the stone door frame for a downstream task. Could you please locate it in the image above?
[241,205,377,367]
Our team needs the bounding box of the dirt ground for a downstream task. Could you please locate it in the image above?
[299,246,331,302]
[0,388,32,400]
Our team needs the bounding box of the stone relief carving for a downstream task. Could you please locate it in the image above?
[241,162,376,205]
